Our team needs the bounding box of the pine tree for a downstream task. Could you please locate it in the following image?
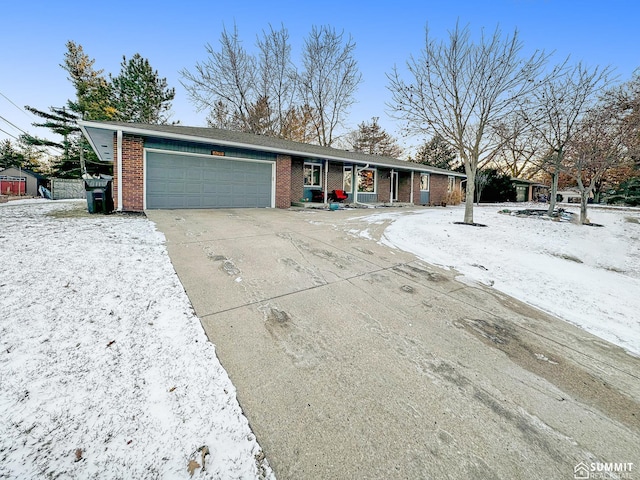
[61,41,114,121]
[0,140,25,169]
[413,134,458,170]
[110,54,175,124]
[22,106,78,148]
[348,117,403,157]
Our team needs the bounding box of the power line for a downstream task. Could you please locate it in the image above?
[0,126,19,140]
[0,114,29,136]
[0,91,32,118]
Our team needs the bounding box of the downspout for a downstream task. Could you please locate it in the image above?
[410,171,414,204]
[324,160,328,204]
[117,130,123,212]
[354,164,369,206]
[390,169,394,205]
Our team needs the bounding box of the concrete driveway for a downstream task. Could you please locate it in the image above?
[147,207,640,480]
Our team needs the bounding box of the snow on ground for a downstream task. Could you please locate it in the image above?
[0,199,273,480]
[358,203,640,357]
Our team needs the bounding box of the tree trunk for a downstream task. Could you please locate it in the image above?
[580,192,590,224]
[547,171,559,216]
[464,176,475,223]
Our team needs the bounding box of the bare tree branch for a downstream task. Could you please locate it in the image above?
[298,25,362,146]
[387,22,550,223]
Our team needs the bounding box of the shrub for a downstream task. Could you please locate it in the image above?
[606,177,640,206]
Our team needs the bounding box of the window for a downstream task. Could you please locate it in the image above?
[420,173,430,192]
[448,176,455,193]
[358,168,376,193]
[343,166,353,192]
[304,163,322,187]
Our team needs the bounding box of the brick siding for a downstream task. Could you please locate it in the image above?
[413,172,422,204]
[326,162,344,193]
[120,134,144,211]
[276,155,292,208]
[290,158,304,203]
[398,172,412,203]
[377,169,391,203]
[430,175,449,206]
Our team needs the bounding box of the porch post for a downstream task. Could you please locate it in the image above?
[116,129,123,212]
[324,159,328,204]
[390,169,394,204]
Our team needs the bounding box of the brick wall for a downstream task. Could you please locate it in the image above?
[327,162,344,193]
[413,172,422,203]
[276,155,292,208]
[290,158,304,203]
[398,172,413,203]
[430,175,449,206]
[121,134,144,211]
[377,169,391,203]
[428,175,464,205]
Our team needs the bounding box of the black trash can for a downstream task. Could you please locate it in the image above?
[84,178,114,213]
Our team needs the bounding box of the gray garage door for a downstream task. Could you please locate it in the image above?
[146,151,273,209]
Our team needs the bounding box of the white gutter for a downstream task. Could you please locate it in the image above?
[116,130,123,211]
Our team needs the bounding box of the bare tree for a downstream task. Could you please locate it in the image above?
[387,22,549,224]
[181,24,257,131]
[257,24,298,137]
[525,62,612,215]
[298,25,362,146]
[490,111,545,179]
[564,98,629,224]
[609,69,640,166]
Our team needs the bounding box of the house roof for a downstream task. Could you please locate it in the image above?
[510,177,547,187]
[78,120,466,178]
[0,166,46,179]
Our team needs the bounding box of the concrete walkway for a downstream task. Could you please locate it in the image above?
[147,207,640,480]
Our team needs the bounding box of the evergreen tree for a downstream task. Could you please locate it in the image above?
[413,134,458,170]
[347,117,403,157]
[22,106,78,151]
[0,139,25,169]
[474,168,516,203]
[111,53,175,124]
[0,139,47,172]
[61,40,114,120]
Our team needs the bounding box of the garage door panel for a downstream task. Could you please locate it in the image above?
[146,151,273,209]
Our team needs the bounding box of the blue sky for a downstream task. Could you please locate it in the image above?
[1,0,638,154]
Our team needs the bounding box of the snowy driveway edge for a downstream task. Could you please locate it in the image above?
[0,200,274,480]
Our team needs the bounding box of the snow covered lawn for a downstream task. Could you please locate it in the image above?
[358,203,640,357]
[0,199,273,480]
